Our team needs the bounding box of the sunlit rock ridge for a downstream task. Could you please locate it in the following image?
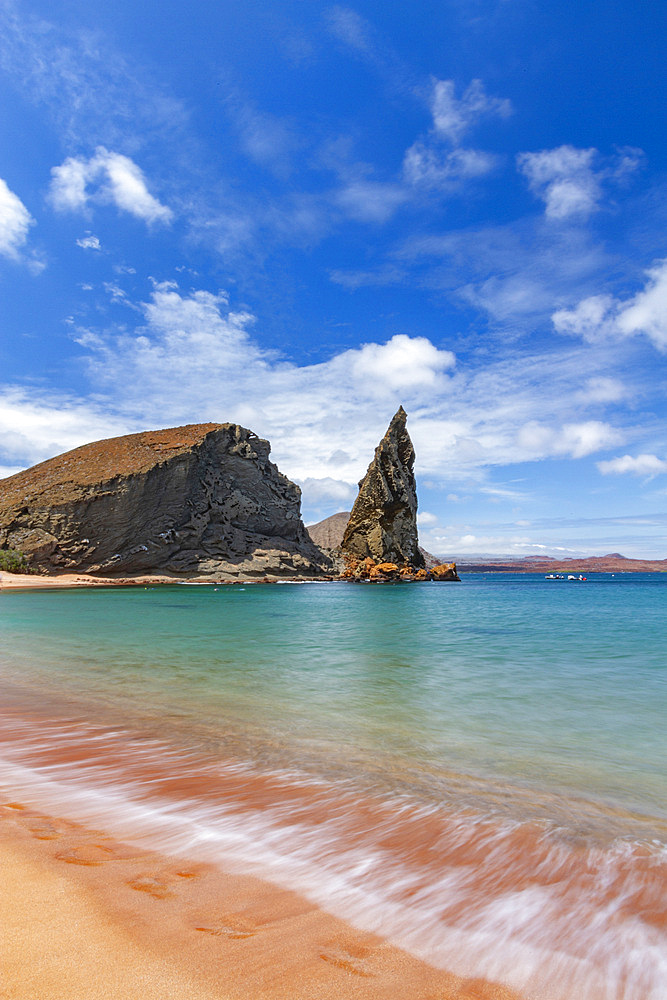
[0,423,329,579]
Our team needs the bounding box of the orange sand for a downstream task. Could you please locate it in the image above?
[0,801,522,1000]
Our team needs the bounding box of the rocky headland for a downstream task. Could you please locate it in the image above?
[0,423,330,580]
[0,410,461,584]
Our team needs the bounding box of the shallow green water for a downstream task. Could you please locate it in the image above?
[1,573,665,817]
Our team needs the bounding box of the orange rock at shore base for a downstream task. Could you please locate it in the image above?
[340,555,459,582]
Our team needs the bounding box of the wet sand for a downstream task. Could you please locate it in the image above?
[0,800,520,1000]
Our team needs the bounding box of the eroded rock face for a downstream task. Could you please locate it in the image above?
[340,556,459,582]
[0,423,330,578]
[341,406,424,568]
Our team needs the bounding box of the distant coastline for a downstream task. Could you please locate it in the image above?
[457,553,667,573]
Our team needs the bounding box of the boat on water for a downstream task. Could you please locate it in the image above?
[545,573,587,580]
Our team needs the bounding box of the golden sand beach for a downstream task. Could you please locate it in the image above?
[0,801,519,1000]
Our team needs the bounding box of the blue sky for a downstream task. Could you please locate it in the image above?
[1,0,666,558]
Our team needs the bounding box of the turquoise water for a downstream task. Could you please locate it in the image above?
[1,574,666,998]
[1,574,665,816]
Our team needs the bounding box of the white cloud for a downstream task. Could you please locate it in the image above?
[2,282,637,523]
[517,146,600,219]
[422,530,573,559]
[400,78,509,197]
[553,259,667,352]
[102,151,173,224]
[297,477,356,504]
[0,178,34,258]
[517,420,622,460]
[403,144,497,189]
[347,334,455,390]
[553,294,617,341]
[76,234,102,251]
[597,454,667,477]
[70,284,628,497]
[417,511,438,526]
[0,465,24,481]
[517,145,643,221]
[616,259,667,350]
[430,79,512,145]
[49,147,173,225]
[576,376,626,404]
[50,156,89,211]
[0,386,131,469]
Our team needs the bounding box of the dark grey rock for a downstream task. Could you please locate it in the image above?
[0,422,331,578]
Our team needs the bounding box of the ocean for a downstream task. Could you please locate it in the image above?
[1,573,665,998]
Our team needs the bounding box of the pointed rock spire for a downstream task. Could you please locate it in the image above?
[341,406,424,568]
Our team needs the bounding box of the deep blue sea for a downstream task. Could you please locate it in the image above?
[1,573,665,998]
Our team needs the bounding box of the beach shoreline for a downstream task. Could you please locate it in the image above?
[0,571,331,590]
[2,575,664,999]
[0,797,519,1000]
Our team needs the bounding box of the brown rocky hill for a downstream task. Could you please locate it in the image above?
[0,423,329,579]
[306,511,351,549]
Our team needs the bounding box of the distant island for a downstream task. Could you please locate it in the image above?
[455,554,667,573]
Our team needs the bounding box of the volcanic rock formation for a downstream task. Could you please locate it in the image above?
[0,423,330,578]
[341,406,425,569]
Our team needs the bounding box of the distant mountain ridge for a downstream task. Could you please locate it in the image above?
[458,554,667,573]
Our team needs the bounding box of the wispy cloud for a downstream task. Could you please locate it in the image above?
[0,3,189,152]
[0,280,633,489]
[403,145,497,190]
[335,179,408,223]
[553,258,667,352]
[326,6,375,55]
[0,385,131,469]
[597,454,667,477]
[517,146,600,220]
[402,77,509,194]
[0,177,34,258]
[50,148,173,225]
[76,233,102,251]
[517,420,622,460]
[221,87,301,178]
[430,78,512,145]
[517,145,642,220]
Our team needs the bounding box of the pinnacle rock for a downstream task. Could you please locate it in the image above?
[341,406,424,568]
